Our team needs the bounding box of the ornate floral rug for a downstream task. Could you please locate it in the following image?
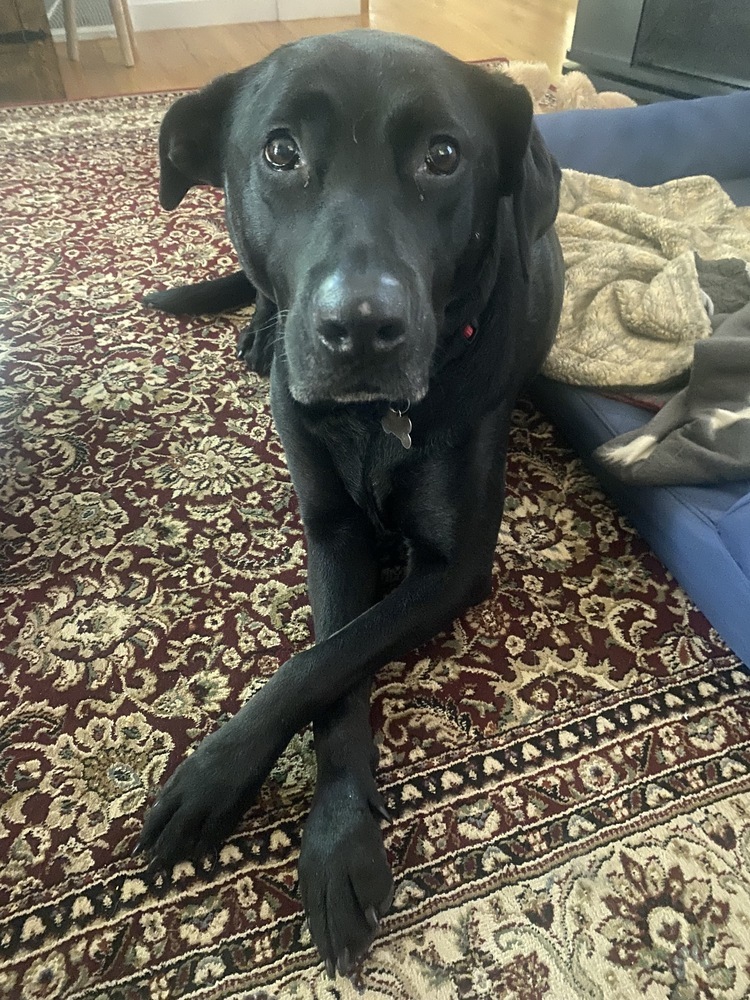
[2,80,750,1000]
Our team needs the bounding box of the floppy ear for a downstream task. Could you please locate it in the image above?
[157,70,245,210]
[490,75,562,282]
[510,121,562,282]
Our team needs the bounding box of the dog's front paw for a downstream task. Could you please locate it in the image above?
[236,321,274,376]
[134,723,270,869]
[299,775,394,978]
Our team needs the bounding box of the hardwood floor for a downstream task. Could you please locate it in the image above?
[54,0,578,100]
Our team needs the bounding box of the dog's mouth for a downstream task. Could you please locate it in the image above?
[284,332,432,408]
[288,374,429,407]
[329,388,395,404]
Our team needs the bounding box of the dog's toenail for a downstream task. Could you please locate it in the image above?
[379,885,394,915]
[373,798,391,823]
[146,859,164,879]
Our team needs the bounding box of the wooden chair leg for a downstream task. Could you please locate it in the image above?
[121,0,138,57]
[109,0,137,67]
[62,0,79,62]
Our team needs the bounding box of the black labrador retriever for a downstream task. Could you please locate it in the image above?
[136,29,564,977]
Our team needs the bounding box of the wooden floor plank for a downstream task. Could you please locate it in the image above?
[50,0,577,101]
[0,0,65,103]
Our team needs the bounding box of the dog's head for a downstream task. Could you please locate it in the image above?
[157,31,560,405]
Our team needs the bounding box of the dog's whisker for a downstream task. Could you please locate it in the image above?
[251,317,279,335]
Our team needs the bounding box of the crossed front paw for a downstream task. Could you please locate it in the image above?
[134,724,270,869]
[299,776,394,978]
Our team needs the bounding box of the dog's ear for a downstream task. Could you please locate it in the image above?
[490,75,562,282]
[510,120,562,283]
[157,70,246,210]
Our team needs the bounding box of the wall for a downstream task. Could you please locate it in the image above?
[46,0,360,39]
[128,0,360,29]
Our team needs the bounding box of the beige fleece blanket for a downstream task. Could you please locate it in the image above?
[543,171,750,387]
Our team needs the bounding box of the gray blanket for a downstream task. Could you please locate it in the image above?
[595,272,750,485]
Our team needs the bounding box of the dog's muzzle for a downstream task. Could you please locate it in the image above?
[286,269,433,405]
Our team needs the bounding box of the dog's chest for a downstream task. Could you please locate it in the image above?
[321,413,408,529]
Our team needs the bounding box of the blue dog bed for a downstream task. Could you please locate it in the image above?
[534,92,750,666]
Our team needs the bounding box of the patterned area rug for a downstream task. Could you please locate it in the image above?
[2,81,750,1000]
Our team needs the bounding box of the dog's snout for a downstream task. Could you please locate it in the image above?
[313,272,408,357]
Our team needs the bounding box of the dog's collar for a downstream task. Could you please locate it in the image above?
[381,320,478,450]
[434,313,481,374]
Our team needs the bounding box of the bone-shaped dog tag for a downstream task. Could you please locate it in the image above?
[381,407,412,449]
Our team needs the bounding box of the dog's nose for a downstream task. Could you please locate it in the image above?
[313,272,408,356]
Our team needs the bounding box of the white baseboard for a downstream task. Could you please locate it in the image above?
[126,0,359,31]
[52,25,117,42]
[128,0,276,31]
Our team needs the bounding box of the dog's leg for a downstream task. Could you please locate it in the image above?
[143,271,255,314]
[136,509,499,862]
[301,682,392,976]
[236,293,277,377]
[297,513,394,976]
[136,426,505,814]
[137,413,509,966]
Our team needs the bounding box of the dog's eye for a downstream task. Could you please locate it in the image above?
[264,133,300,170]
[425,138,460,175]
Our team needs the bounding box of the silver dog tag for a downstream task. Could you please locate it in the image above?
[381,407,412,449]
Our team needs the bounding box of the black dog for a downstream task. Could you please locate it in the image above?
[137,29,564,977]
